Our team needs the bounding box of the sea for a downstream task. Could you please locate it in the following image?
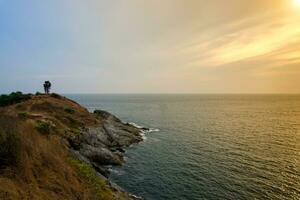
[66,94,300,200]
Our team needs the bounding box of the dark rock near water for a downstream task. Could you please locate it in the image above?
[67,109,147,199]
[80,144,123,165]
[141,127,150,132]
[69,109,144,177]
[114,147,126,153]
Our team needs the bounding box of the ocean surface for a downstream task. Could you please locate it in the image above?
[67,94,300,200]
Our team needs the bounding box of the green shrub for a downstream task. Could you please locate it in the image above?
[0,130,20,168]
[68,159,113,199]
[35,92,44,96]
[0,92,31,107]
[18,112,28,119]
[35,121,51,134]
[64,107,75,114]
[50,93,62,99]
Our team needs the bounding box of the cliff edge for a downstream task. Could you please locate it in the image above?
[0,93,145,200]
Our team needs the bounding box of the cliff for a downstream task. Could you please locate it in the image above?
[0,93,146,200]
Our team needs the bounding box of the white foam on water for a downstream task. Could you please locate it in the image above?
[109,168,125,176]
[128,122,143,129]
[128,122,160,141]
[140,132,147,141]
[148,128,160,133]
[123,156,128,162]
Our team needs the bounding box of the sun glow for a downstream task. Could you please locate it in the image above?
[294,0,300,7]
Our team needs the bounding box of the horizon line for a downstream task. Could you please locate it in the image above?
[1,91,300,95]
[62,92,300,95]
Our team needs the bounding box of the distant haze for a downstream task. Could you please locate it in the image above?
[1,0,300,94]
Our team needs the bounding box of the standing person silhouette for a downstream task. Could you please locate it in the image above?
[43,81,51,94]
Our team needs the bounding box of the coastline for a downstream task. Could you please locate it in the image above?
[71,112,151,200]
[67,109,152,199]
[0,93,149,200]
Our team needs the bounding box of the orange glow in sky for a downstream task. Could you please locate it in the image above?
[294,0,300,7]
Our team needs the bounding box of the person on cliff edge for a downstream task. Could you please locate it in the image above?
[43,81,51,94]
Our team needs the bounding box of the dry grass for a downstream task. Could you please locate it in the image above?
[0,116,21,169]
[0,95,126,200]
[0,120,92,199]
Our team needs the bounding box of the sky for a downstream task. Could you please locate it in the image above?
[0,0,300,94]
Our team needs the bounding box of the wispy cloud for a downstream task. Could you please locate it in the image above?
[183,12,300,69]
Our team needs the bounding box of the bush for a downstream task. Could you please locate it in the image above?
[50,93,62,99]
[18,112,28,119]
[35,121,51,134]
[0,92,31,107]
[35,92,44,96]
[64,107,75,114]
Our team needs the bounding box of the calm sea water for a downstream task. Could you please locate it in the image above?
[67,94,300,200]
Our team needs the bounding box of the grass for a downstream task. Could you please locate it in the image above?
[68,158,114,200]
[0,131,20,168]
[35,121,51,134]
[0,92,31,107]
[18,112,28,119]
[64,107,75,114]
[0,117,21,169]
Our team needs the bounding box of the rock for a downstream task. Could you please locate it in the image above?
[92,110,143,147]
[141,127,150,132]
[94,110,121,122]
[92,163,110,178]
[67,108,147,199]
[80,144,123,165]
[69,109,145,177]
[115,147,126,153]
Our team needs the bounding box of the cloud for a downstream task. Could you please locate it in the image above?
[181,11,300,69]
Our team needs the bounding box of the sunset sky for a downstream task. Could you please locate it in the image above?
[0,0,300,93]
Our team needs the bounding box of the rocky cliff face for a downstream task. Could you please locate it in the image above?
[69,109,145,177]
[0,94,146,200]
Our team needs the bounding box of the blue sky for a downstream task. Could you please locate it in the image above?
[1,0,300,93]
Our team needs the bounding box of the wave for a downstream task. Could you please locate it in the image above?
[128,122,160,141]
[140,132,147,141]
[128,122,143,129]
[109,168,125,176]
[148,128,160,133]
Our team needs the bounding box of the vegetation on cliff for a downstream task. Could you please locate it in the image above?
[0,92,31,107]
[0,93,142,200]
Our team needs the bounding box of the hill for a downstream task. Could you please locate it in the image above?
[0,93,144,200]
